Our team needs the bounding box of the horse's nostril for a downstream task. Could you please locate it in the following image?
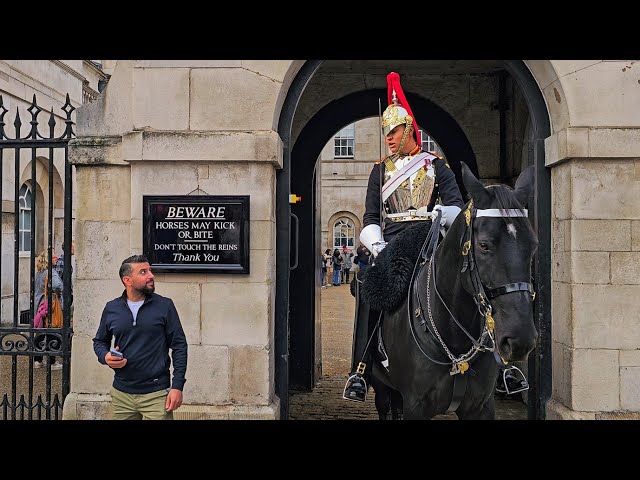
[499,338,513,360]
[500,336,535,362]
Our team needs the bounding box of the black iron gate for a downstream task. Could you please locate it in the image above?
[0,94,75,420]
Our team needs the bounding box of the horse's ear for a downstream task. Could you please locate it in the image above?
[513,165,535,207]
[461,162,491,207]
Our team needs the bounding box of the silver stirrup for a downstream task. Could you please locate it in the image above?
[502,366,529,395]
[342,373,368,402]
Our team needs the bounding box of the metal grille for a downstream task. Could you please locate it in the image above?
[0,94,75,420]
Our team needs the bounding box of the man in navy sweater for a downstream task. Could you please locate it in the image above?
[93,254,188,420]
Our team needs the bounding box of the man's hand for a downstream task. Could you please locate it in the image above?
[433,204,462,228]
[165,388,183,412]
[105,347,127,369]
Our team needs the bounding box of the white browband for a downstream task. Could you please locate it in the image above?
[475,209,528,218]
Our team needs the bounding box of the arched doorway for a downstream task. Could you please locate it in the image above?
[276,60,551,420]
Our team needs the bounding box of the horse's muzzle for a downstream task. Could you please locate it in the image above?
[498,330,538,362]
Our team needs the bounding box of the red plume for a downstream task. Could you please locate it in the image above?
[386,72,420,140]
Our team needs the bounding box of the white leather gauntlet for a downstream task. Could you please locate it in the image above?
[433,204,462,228]
[360,224,387,257]
[371,242,388,257]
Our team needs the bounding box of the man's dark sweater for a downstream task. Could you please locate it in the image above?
[93,291,187,394]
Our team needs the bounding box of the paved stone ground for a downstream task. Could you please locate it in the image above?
[289,281,528,420]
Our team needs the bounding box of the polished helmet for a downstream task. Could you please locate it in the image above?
[381,72,420,139]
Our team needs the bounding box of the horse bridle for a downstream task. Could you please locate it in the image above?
[410,200,536,376]
[460,200,535,304]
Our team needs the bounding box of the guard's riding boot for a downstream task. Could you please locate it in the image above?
[343,272,373,403]
[343,362,368,402]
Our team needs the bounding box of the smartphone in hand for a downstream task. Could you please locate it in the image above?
[109,347,123,358]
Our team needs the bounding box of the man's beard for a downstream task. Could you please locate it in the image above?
[138,283,155,295]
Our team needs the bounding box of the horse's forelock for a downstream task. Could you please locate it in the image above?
[486,185,537,243]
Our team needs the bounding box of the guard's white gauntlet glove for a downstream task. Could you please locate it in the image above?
[371,241,388,257]
[433,204,462,229]
[360,224,387,257]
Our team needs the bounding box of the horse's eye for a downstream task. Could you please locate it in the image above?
[478,242,490,251]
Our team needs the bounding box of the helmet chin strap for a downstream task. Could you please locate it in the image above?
[395,122,414,157]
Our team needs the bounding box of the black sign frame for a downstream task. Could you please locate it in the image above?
[143,195,250,274]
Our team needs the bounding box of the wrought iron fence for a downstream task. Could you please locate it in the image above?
[0,93,75,420]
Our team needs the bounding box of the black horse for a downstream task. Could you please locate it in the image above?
[366,163,538,420]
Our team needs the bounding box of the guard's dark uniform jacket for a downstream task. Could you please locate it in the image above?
[363,155,465,241]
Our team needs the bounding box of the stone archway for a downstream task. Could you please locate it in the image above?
[277,60,555,420]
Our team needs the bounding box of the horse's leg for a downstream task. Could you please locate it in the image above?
[391,389,404,420]
[372,380,392,420]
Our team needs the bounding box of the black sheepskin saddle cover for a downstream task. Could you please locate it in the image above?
[360,222,431,312]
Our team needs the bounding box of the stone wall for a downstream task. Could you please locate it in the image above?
[65,60,295,419]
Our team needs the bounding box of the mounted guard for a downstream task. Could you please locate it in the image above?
[343,72,465,402]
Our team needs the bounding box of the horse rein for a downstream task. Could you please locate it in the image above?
[405,211,476,414]
[409,200,536,376]
[408,217,492,374]
[405,211,460,368]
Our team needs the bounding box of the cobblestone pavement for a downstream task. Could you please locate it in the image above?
[289,281,528,420]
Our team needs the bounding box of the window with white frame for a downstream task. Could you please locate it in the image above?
[419,129,444,157]
[333,218,355,249]
[334,123,355,158]
[19,184,32,252]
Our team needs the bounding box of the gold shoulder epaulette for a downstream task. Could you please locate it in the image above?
[431,154,450,168]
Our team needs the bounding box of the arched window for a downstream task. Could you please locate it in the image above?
[333,217,355,249]
[19,184,32,252]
